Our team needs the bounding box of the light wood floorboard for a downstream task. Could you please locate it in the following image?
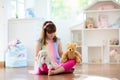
[0,64,120,80]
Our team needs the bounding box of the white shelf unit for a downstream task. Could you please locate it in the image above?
[88,46,103,64]
[71,0,120,64]
[71,30,83,57]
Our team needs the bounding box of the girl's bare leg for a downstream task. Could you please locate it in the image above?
[48,66,64,76]
[48,60,76,76]
[48,66,74,76]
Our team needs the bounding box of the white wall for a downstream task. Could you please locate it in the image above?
[0,0,8,61]
[8,18,45,66]
[34,0,51,19]
[55,20,76,51]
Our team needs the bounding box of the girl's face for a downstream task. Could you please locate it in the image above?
[46,32,55,40]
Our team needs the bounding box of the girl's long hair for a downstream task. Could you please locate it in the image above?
[40,21,58,46]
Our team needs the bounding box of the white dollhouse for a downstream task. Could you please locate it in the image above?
[71,0,120,64]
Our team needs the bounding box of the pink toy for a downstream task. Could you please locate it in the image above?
[110,49,120,63]
[98,14,109,28]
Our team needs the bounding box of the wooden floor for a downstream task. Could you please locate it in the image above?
[0,64,120,80]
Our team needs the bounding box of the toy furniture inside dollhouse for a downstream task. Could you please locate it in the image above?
[71,0,120,64]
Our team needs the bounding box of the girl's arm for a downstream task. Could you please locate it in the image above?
[58,42,63,57]
[34,42,41,60]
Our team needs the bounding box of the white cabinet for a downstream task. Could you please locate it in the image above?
[71,0,120,64]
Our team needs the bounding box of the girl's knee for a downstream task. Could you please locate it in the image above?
[61,59,76,72]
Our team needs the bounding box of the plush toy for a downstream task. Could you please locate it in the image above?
[37,50,56,69]
[92,58,102,63]
[60,43,82,63]
[109,39,119,45]
[85,17,95,28]
[110,49,120,63]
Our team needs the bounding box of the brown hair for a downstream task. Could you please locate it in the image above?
[40,21,58,46]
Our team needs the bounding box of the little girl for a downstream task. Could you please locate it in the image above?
[29,21,76,76]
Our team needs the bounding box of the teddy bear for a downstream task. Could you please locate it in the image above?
[60,43,82,63]
[37,50,56,69]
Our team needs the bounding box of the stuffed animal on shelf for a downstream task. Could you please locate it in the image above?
[37,50,56,69]
[109,39,119,45]
[110,49,120,63]
[60,43,82,63]
[85,17,96,29]
[91,58,102,63]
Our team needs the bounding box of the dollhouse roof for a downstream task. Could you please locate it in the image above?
[84,0,120,10]
[70,0,120,30]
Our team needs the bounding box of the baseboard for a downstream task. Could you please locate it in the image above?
[0,60,34,68]
[0,61,5,68]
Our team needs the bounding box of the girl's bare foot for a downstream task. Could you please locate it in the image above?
[48,70,55,76]
[69,68,75,73]
[63,68,74,74]
[48,68,74,76]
